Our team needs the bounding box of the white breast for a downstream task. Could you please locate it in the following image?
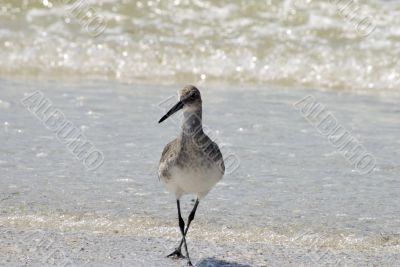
[162,163,223,199]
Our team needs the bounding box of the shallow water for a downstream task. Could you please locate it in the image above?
[1,0,400,93]
[0,79,399,265]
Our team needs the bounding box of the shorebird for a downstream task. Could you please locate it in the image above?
[158,85,225,266]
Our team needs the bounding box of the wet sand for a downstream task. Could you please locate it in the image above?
[0,79,399,266]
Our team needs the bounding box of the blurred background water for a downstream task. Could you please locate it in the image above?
[1,0,400,93]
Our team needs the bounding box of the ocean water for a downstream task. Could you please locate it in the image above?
[1,0,400,93]
[0,79,399,266]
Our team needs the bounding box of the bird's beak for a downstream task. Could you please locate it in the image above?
[158,100,184,123]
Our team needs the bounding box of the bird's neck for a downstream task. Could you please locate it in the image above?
[181,106,203,137]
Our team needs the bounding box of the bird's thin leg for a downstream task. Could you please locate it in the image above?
[167,199,190,262]
[176,199,200,251]
[178,199,193,266]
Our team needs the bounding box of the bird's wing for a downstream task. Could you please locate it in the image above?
[202,134,225,175]
[158,139,179,181]
[209,141,225,174]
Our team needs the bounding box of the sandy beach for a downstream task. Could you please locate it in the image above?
[1,80,399,266]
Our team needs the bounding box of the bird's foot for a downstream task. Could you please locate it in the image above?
[167,249,186,259]
[187,260,193,266]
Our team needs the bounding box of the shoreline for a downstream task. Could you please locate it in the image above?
[1,76,399,98]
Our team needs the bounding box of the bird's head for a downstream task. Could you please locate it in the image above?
[159,85,202,123]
